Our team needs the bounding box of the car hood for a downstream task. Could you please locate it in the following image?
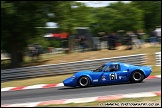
[128,65,152,71]
[138,65,152,70]
[74,70,92,75]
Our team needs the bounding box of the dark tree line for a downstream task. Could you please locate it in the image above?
[1,1,161,68]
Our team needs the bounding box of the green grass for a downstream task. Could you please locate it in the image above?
[1,74,73,88]
[1,45,161,88]
[37,96,161,107]
[151,66,161,75]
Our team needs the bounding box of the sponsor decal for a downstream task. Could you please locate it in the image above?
[110,73,117,80]
[102,76,106,81]
[93,79,98,82]
[119,76,122,79]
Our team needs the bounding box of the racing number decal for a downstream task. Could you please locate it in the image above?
[110,73,117,80]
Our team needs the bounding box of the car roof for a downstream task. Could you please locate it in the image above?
[105,62,123,65]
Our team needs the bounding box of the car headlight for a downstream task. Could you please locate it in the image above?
[71,75,76,79]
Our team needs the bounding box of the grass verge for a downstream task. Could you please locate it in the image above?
[37,96,161,107]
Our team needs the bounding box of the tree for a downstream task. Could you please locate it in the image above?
[1,1,51,67]
[130,1,161,31]
[1,1,95,68]
[92,8,120,33]
[91,2,144,34]
[53,1,95,34]
[49,1,95,51]
[107,2,144,32]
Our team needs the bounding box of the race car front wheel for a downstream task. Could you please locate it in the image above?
[130,71,144,83]
[78,76,90,87]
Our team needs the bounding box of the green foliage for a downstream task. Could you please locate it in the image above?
[48,39,61,48]
[1,1,55,66]
[28,36,50,48]
[54,2,95,34]
[1,1,48,52]
[130,1,161,31]
[1,1,161,67]
[91,2,144,33]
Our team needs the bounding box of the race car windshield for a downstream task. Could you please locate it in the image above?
[93,64,106,72]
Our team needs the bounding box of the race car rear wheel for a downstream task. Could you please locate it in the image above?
[130,71,144,83]
[78,76,90,87]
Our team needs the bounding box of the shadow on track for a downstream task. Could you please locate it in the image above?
[58,81,146,90]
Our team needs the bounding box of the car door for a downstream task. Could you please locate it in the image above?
[90,72,104,84]
[90,64,107,84]
[102,71,119,83]
[102,64,128,83]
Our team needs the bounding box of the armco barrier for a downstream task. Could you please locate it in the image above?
[1,54,146,82]
[155,52,161,66]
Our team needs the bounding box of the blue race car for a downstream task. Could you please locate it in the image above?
[63,62,152,87]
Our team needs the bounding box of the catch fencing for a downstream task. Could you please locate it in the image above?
[1,54,146,82]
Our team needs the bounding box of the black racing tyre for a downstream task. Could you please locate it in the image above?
[130,71,144,83]
[78,76,90,87]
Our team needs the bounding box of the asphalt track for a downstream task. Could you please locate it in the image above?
[1,78,161,105]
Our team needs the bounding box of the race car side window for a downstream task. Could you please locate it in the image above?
[93,64,106,72]
[104,64,120,72]
[116,64,121,71]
